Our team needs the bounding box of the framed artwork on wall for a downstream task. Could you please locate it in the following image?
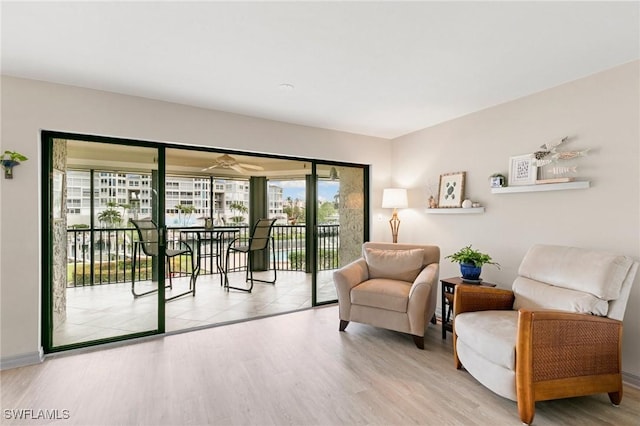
[438,171,466,208]
[508,154,538,186]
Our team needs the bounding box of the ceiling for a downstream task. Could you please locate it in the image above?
[2,2,639,139]
[66,139,316,178]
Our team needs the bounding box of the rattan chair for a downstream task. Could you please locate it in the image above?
[130,218,197,301]
[223,218,277,292]
[452,244,638,424]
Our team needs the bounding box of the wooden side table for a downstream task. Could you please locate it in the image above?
[440,276,497,339]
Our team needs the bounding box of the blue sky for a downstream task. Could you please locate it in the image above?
[272,180,339,203]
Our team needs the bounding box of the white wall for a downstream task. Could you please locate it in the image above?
[391,61,640,381]
[3,62,639,382]
[0,76,392,364]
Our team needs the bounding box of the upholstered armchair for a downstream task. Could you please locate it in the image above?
[453,244,638,424]
[333,242,440,349]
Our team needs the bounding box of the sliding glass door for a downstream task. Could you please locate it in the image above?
[43,135,165,351]
[314,164,368,304]
[43,132,369,352]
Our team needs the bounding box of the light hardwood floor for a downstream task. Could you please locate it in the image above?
[2,305,639,425]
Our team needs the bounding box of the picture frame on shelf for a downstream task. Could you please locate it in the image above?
[438,171,466,208]
[508,154,538,186]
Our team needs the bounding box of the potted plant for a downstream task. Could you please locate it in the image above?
[1,150,28,179]
[445,245,500,282]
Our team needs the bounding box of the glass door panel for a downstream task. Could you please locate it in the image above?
[50,139,162,349]
[314,164,366,304]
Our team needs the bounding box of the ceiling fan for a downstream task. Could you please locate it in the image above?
[201,154,264,174]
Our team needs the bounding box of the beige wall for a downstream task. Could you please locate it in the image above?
[2,61,639,382]
[0,76,391,365]
[391,61,640,381]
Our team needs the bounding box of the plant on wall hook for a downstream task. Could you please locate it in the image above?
[1,150,28,179]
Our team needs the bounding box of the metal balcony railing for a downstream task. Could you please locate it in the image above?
[65,224,340,287]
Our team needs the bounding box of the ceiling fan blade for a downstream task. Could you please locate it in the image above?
[238,163,264,171]
[201,164,220,171]
[230,164,245,173]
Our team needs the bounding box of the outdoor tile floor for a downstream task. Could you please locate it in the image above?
[53,270,336,347]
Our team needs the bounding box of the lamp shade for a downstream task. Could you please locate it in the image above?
[382,188,408,209]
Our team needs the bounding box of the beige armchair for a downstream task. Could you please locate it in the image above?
[333,242,440,349]
[453,244,638,424]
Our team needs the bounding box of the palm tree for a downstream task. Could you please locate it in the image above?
[175,204,196,226]
[229,201,248,224]
[98,202,122,228]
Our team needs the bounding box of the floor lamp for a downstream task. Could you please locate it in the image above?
[382,188,408,243]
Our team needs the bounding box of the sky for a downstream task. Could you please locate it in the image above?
[272,180,339,203]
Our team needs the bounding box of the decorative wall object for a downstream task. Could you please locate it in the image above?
[508,154,537,186]
[1,150,28,179]
[531,136,590,182]
[489,173,506,188]
[438,171,466,208]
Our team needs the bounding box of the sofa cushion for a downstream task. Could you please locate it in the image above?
[518,244,634,300]
[364,248,424,282]
[351,278,410,313]
[454,310,518,370]
[513,276,609,316]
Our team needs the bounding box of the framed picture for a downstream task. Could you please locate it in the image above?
[438,171,466,208]
[508,154,538,186]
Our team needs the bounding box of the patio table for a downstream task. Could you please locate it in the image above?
[180,227,240,286]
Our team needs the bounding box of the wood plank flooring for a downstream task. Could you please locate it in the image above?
[2,305,639,425]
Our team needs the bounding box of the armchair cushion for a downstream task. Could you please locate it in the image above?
[351,278,411,313]
[512,277,609,316]
[518,245,634,300]
[454,310,518,370]
[363,247,424,281]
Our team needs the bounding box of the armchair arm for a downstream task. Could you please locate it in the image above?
[407,263,439,335]
[453,285,514,315]
[516,309,623,424]
[333,258,369,320]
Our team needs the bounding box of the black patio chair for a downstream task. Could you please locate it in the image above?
[224,218,277,292]
[130,218,197,301]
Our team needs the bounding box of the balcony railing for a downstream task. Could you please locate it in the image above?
[66,224,339,287]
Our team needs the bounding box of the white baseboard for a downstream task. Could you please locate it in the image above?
[623,372,640,389]
[0,347,44,370]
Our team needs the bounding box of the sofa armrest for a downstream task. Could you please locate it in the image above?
[333,258,369,320]
[406,263,439,335]
[454,285,515,315]
[516,309,623,423]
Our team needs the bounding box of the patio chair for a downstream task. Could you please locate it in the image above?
[130,218,197,301]
[224,218,277,292]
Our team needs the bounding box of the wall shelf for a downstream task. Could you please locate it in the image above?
[426,207,485,214]
[491,181,590,194]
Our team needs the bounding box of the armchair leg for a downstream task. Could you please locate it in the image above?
[608,390,623,406]
[517,390,536,425]
[339,320,349,331]
[412,335,424,350]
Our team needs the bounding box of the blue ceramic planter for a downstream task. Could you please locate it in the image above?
[460,263,482,281]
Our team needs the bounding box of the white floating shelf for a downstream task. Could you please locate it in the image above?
[425,207,485,214]
[491,181,590,194]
